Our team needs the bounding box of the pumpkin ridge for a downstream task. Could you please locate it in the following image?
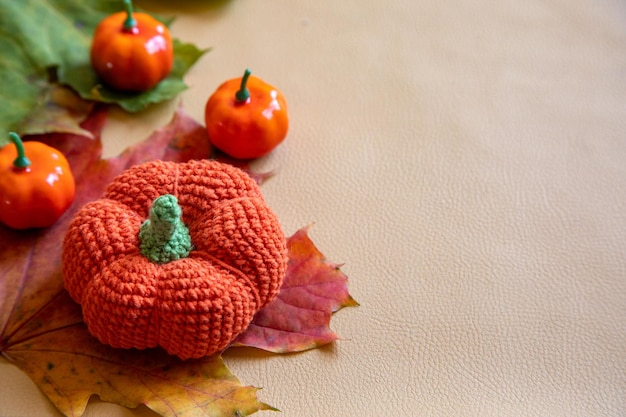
[82,254,160,350]
[155,255,257,358]
[104,160,179,216]
[199,195,287,307]
[190,251,262,309]
[63,198,142,304]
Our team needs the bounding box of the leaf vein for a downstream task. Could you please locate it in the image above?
[0,244,35,342]
[6,320,84,349]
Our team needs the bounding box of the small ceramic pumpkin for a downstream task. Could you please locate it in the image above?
[62,159,287,359]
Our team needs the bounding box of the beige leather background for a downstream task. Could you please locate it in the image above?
[2,0,626,416]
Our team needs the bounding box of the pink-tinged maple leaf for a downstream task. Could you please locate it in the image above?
[233,225,359,353]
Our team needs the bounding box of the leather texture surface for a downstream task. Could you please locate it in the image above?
[1,0,626,416]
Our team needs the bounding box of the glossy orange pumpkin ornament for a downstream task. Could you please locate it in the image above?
[0,132,75,230]
[90,0,173,92]
[205,69,289,159]
[62,159,288,359]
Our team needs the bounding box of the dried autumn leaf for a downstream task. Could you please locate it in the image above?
[0,0,119,142]
[5,293,275,417]
[0,107,273,417]
[233,225,359,353]
[17,85,96,138]
[0,110,108,344]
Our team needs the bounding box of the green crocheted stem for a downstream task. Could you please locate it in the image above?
[139,194,193,264]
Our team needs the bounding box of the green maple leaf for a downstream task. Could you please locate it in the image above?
[59,39,206,113]
[0,0,206,146]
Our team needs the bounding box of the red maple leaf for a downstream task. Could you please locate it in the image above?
[235,225,359,352]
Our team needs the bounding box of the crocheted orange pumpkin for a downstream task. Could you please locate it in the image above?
[62,159,287,359]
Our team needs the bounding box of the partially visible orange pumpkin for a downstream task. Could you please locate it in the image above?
[90,0,174,92]
[62,159,287,359]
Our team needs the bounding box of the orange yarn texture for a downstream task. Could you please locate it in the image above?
[62,159,288,359]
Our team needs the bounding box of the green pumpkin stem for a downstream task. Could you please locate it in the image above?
[139,194,193,264]
[235,68,252,102]
[8,132,31,169]
[122,0,137,31]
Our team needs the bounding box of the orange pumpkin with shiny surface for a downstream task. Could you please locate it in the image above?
[90,0,173,92]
